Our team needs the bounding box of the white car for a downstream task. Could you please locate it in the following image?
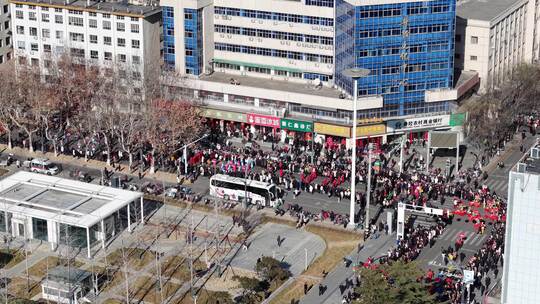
[29,158,60,175]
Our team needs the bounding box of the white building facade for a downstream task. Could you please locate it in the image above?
[502,146,540,304]
[10,0,161,101]
[455,0,540,92]
[0,0,12,64]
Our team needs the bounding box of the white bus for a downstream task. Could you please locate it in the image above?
[209,174,278,207]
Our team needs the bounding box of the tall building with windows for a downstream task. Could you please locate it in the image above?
[0,0,12,64]
[502,144,540,304]
[161,0,467,146]
[10,0,161,107]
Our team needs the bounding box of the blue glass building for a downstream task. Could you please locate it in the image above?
[335,0,456,117]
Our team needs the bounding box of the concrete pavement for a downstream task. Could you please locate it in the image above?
[299,233,395,304]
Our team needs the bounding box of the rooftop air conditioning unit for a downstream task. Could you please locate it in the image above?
[531,147,540,159]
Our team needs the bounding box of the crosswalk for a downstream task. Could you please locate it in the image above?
[437,226,488,248]
[484,178,509,198]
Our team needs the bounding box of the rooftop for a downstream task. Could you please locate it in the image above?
[0,171,143,228]
[456,0,525,22]
[200,72,344,100]
[513,143,540,175]
[11,0,161,17]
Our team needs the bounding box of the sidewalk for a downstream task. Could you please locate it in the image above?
[0,144,181,184]
[299,233,396,304]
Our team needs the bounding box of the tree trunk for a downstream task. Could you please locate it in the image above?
[128,152,133,169]
[52,139,58,157]
[7,130,12,150]
[150,149,155,174]
[28,133,34,153]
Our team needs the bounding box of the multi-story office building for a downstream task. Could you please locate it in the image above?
[0,0,12,64]
[455,0,540,92]
[502,144,540,304]
[161,0,471,146]
[10,0,161,105]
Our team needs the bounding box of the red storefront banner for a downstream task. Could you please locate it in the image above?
[247,113,280,128]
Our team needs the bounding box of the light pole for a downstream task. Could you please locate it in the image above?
[343,68,370,228]
[365,143,373,231]
[173,134,209,176]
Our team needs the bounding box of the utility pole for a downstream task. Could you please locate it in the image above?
[365,144,373,232]
[399,134,405,173]
[190,212,195,303]
[121,241,129,304]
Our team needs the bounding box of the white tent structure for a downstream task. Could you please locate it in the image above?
[0,172,144,257]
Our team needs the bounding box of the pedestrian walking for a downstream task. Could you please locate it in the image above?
[277,235,281,247]
[304,282,308,294]
[318,284,324,296]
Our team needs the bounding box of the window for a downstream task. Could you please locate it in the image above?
[89,12,97,17]
[55,46,64,53]
[42,7,48,11]
[69,32,84,42]
[5,37,10,46]
[471,36,478,44]
[0,40,2,47]
[15,11,23,19]
[90,50,98,59]
[15,4,22,8]
[103,20,111,30]
[116,15,124,20]
[130,17,138,21]
[89,19,97,28]
[184,12,193,19]
[102,13,110,18]
[132,71,141,79]
[42,29,50,38]
[131,39,140,49]
[3,21,8,30]
[29,27,37,36]
[118,54,126,62]
[17,41,25,50]
[68,9,82,15]
[44,60,52,68]
[29,12,36,20]
[55,15,63,24]
[117,38,125,47]
[116,22,125,31]
[470,55,477,61]
[132,55,140,64]
[42,13,49,22]
[54,8,62,13]
[68,16,83,26]
[16,26,24,35]
[30,43,38,51]
[131,23,139,33]
[55,30,63,39]
[3,5,7,14]
[104,51,112,60]
[90,34,97,44]
[103,36,111,45]
[31,58,39,66]
[70,48,84,57]
[43,44,51,52]
[18,56,26,65]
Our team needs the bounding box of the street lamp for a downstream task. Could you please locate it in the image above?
[173,134,209,176]
[343,68,370,228]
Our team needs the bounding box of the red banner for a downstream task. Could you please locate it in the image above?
[247,113,280,128]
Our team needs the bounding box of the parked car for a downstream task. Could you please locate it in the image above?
[69,170,92,182]
[28,158,60,175]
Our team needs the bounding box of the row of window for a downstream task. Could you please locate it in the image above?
[15,4,138,20]
[215,43,333,63]
[214,25,333,45]
[305,0,334,8]
[368,62,448,75]
[14,11,140,32]
[215,62,333,82]
[18,41,141,63]
[214,7,334,27]
[357,42,449,57]
[16,26,141,48]
[357,5,450,18]
[357,24,449,38]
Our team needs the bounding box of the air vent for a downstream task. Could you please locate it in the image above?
[530,147,540,159]
[517,162,527,173]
